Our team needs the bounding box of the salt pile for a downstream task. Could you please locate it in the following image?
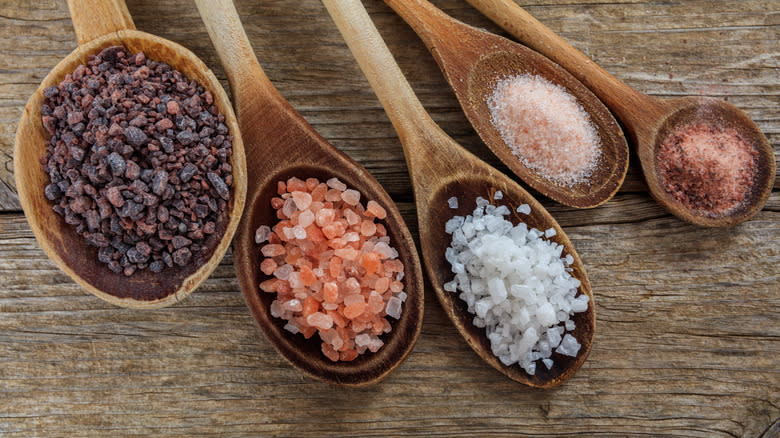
[443,197,589,375]
[488,74,601,186]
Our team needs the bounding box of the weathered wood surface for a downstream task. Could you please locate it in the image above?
[0,0,777,436]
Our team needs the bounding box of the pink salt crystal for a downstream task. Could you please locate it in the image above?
[322,343,340,362]
[307,312,334,330]
[325,189,342,202]
[488,74,601,186]
[291,191,313,210]
[344,277,361,294]
[298,210,315,228]
[260,258,278,275]
[282,299,303,312]
[366,200,387,219]
[315,208,335,227]
[368,291,385,313]
[375,277,390,294]
[343,293,365,307]
[261,244,285,257]
[360,220,377,237]
[344,208,360,225]
[334,247,359,261]
[327,177,347,191]
[341,189,361,206]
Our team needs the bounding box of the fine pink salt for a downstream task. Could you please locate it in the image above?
[488,74,601,186]
[657,122,758,216]
[257,176,405,362]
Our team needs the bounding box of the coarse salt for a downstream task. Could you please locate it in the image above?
[258,177,405,362]
[444,197,588,375]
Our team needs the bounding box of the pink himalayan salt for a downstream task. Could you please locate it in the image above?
[488,74,601,186]
[657,122,758,216]
[258,176,406,362]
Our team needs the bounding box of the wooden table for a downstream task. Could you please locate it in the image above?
[1,0,777,436]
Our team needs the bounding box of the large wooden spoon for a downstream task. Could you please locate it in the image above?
[381,0,628,209]
[322,0,594,388]
[194,0,424,386]
[13,0,247,308]
[466,0,775,227]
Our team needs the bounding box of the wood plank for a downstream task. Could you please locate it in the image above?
[0,209,777,436]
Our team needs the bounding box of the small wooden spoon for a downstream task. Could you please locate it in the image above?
[466,0,775,227]
[380,0,629,209]
[13,0,247,308]
[194,0,424,386]
[322,0,594,388]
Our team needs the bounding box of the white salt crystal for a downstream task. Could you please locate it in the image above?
[448,196,459,209]
[542,358,554,370]
[493,190,503,200]
[442,197,588,375]
[283,323,300,334]
[255,225,272,244]
[355,333,371,347]
[516,204,531,215]
[386,296,402,319]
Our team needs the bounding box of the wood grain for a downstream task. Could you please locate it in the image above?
[0,0,778,435]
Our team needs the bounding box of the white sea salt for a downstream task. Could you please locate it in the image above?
[448,196,459,209]
[443,197,589,374]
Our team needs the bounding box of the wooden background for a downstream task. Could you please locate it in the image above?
[1,0,778,436]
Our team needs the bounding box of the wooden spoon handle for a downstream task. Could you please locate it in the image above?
[321,0,455,186]
[66,0,135,45]
[464,0,663,127]
[383,0,470,54]
[194,0,283,116]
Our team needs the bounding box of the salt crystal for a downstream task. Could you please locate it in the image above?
[255,225,272,244]
[493,190,503,200]
[545,228,557,238]
[448,196,459,209]
[341,189,361,206]
[326,177,347,191]
[516,204,531,215]
[443,197,588,374]
[386,296,402,319]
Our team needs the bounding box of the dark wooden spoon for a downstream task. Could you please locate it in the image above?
[194,0,424,386]
[322,0,594,388]
[380,0,629,209]
[466,0,775,227]
[13,0,247,308]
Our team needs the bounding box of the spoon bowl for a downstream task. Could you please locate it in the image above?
[322,0,594,387]
[195,0,424,386]
[466,0,775,227]
[642,97,775,227]
[13,1,246,308]
[382,0,629,209]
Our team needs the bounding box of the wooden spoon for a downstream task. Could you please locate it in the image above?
[466,0,776,227]
[322,0,594,388]
[380,0,628,209]
[13,0,247,308]
[194,0,424,387]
